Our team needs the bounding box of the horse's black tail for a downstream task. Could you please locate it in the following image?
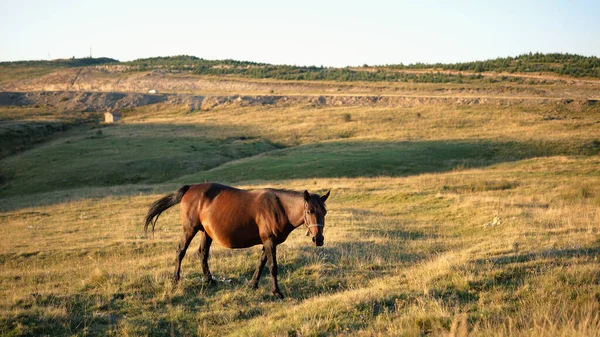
[144,185,191,237]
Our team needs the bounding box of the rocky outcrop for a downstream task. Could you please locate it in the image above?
[0,91,559,113]
[0,91,170,112]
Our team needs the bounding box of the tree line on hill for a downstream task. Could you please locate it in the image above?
[1,53,598,82]
[383,52,600,78]
[121,53,600,82]
[0,57,118,68]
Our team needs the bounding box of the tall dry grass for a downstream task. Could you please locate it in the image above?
[1,155,598,336]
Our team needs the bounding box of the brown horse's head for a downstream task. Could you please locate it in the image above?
[303,190,330,246]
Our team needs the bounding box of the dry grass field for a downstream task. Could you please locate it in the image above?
[1,73,599,336]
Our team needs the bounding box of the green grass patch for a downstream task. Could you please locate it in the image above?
[0,125,278,198]
[0,120,80,159]
[177,139,589,184]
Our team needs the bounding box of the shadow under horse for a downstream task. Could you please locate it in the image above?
[144,183,330,299]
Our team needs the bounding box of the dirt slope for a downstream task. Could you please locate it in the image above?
[2,90,582,114]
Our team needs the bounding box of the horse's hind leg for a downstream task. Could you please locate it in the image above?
[197,231,214,285]
[173,225,198,284]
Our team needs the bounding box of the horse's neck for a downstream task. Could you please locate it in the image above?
[273,191,305,227]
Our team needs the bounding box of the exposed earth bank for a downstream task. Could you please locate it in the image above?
[1,90,587,113]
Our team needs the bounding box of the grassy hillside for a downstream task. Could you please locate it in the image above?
[1,83,599,336]
[178,139,596,184]
[0,123,278,198]
[3,102,598,200]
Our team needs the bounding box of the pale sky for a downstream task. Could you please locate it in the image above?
[1,0,599,67]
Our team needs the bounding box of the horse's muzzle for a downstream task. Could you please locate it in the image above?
[312,235,324,247]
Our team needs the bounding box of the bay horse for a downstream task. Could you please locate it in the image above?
[144,183,330,299]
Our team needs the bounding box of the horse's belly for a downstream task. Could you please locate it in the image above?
[197,188,264,248]
[203,220,262,249]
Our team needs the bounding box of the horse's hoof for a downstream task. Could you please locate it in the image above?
[250,283,259,290]
[203,278,216,286]
[273,291,284,299]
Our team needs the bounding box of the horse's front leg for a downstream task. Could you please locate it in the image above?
[250,247,267,289]
[264,239,284,299]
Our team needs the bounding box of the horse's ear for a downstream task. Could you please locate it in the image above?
[321,190,330,203]
[304,190,311,201]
